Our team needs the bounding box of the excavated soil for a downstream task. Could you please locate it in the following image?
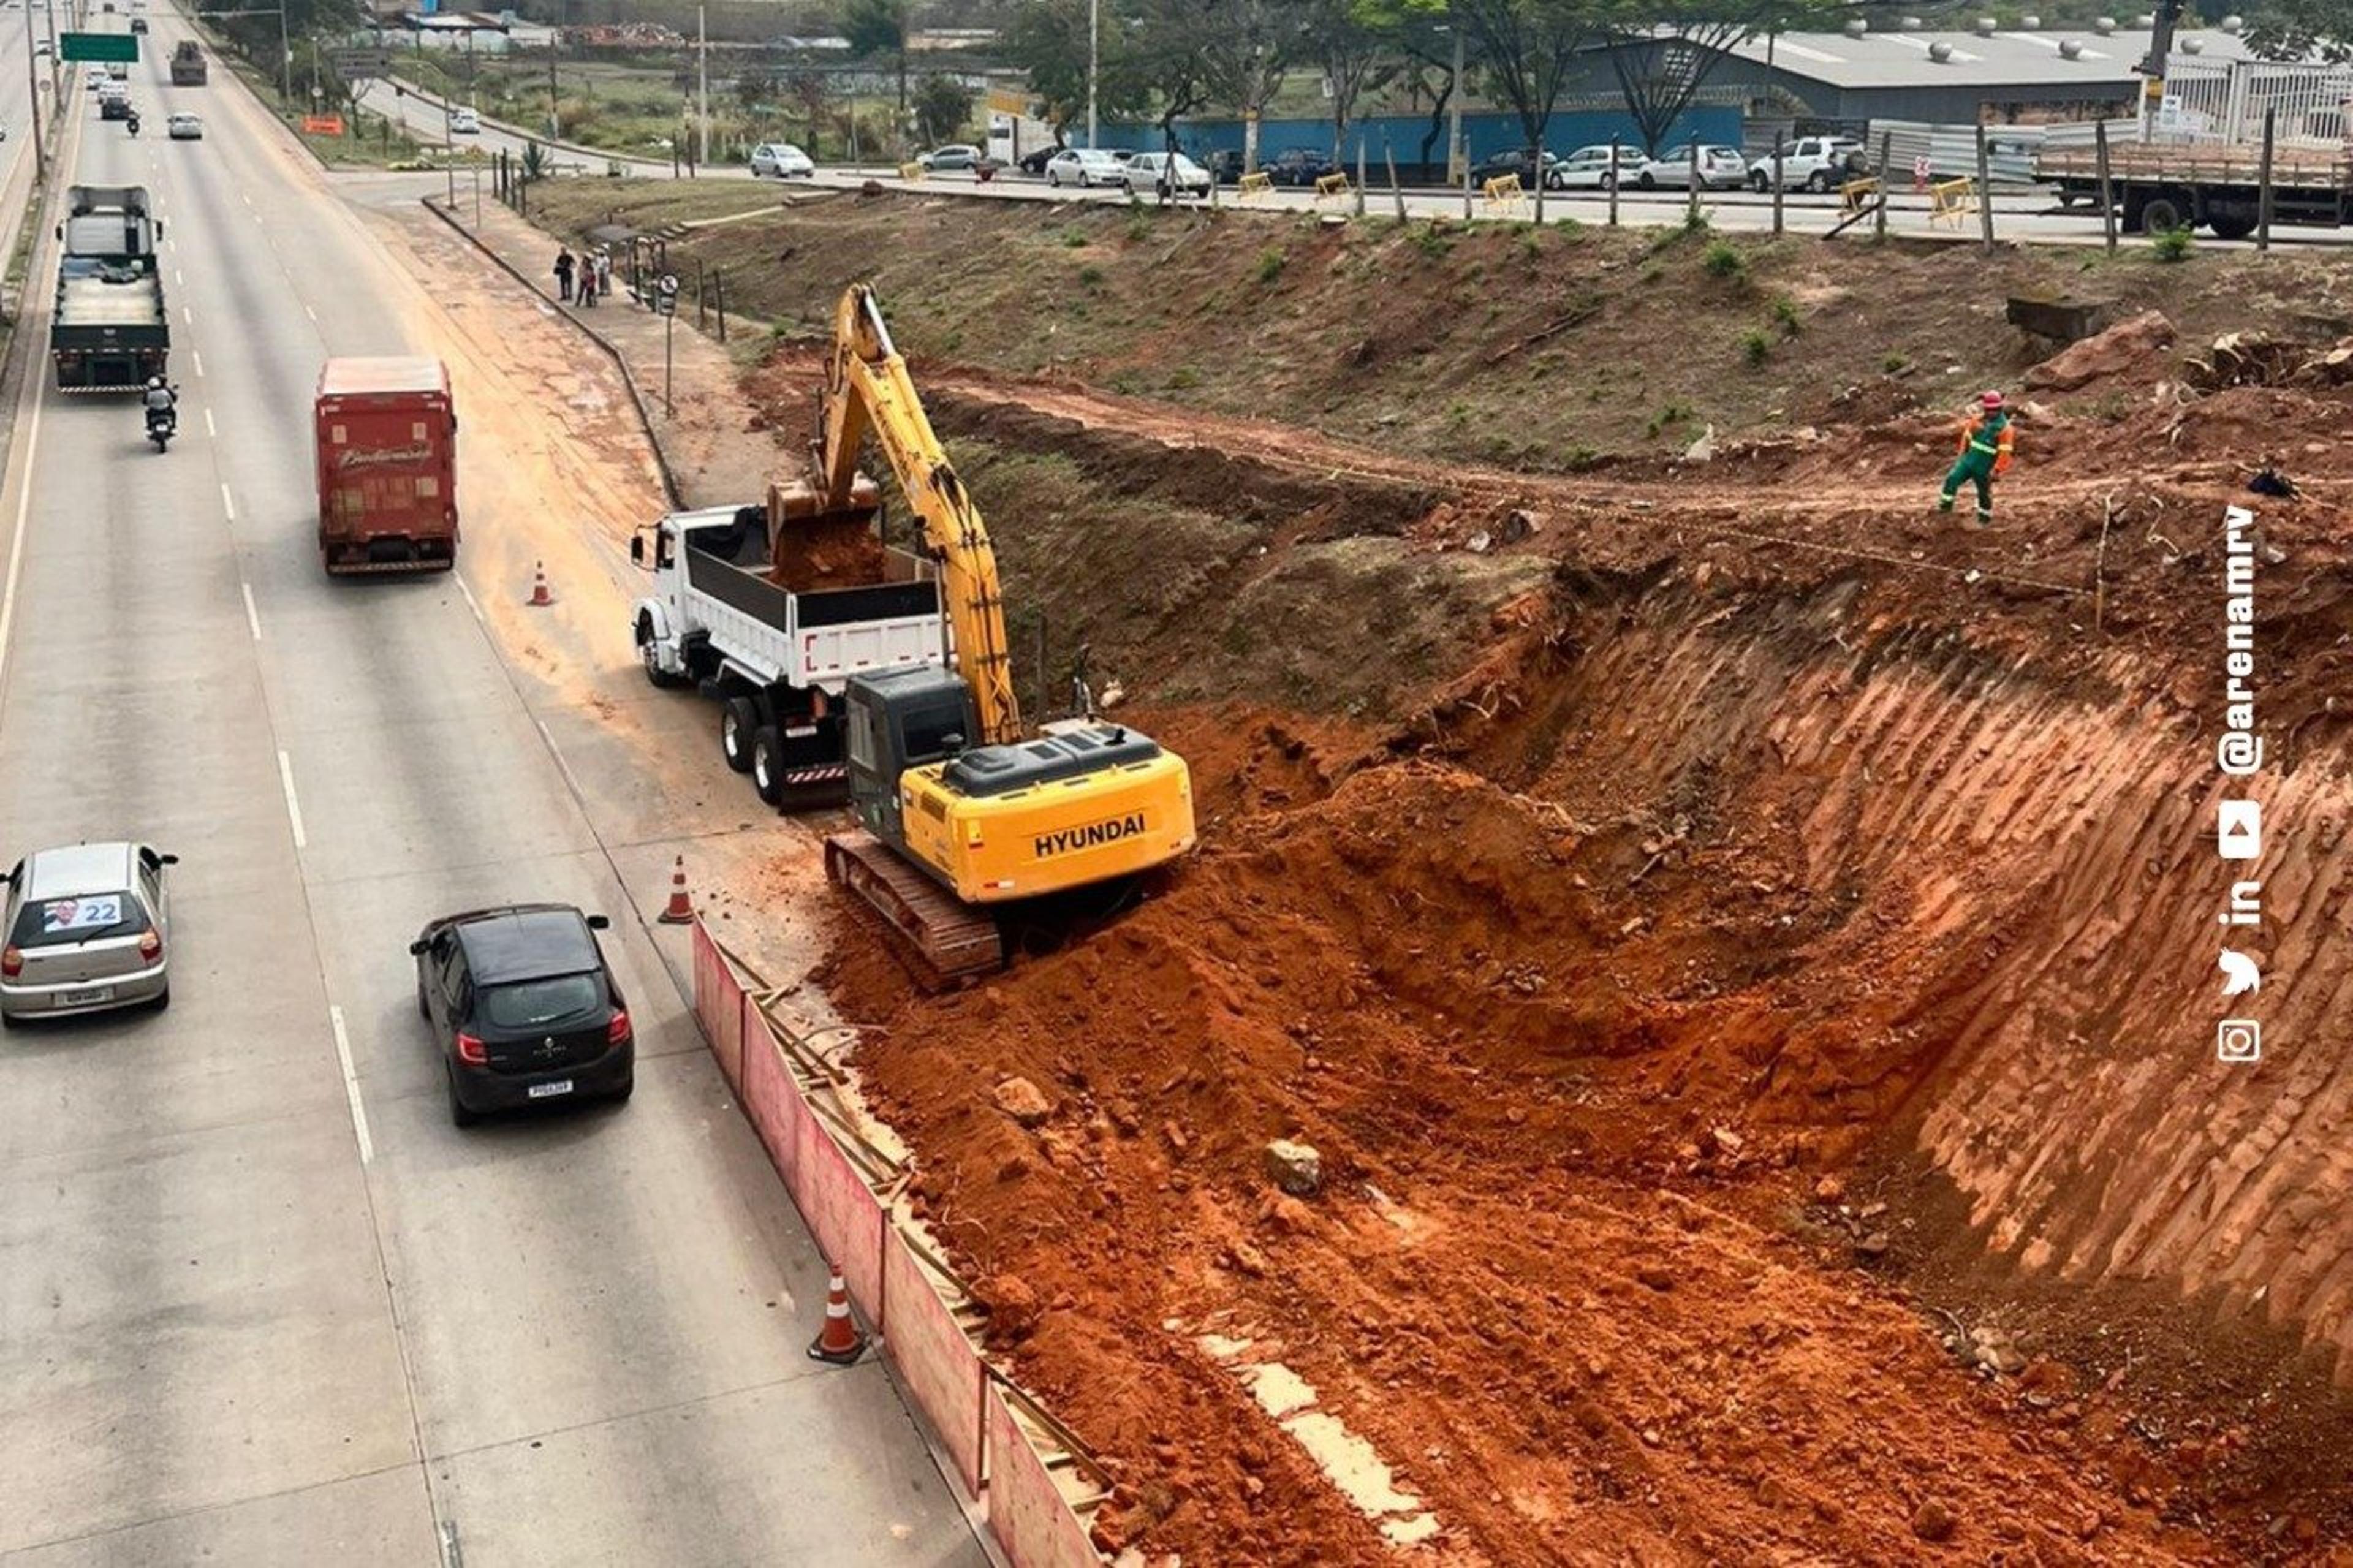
[770,512,896,592]
[750,298,2353,1562]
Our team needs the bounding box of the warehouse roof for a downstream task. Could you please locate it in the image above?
[1716,26,2258,89]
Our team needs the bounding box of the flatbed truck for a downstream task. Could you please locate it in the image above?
[51,186,167,391]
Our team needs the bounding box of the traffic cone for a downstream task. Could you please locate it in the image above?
[657,855,694,925]
[528,561,553,607]
[807,1262,866,1365]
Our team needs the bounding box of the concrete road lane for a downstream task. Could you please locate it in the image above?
[0,9,988,1563]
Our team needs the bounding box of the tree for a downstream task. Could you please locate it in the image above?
[735,64,778,113]
[1199,0,1305,172]
[2245,0,2353,62]
[913,72,974,143]
[1373,0,1465,175]
[1454,0,1589,151]
[1307,0,1397,162]
[1004,0,1148,142]
[783,64,830,153]
[1131,0,1227,153]
[1595,0,1826,154]
[843,0,914,154]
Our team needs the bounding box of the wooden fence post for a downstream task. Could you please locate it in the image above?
[1771,131,1784,237]
[2257,105,2276,252]
[1974,123,1995,251]
[1608,136,1620,227]
[2095,118,2117,252]
[1874,132,1891,240]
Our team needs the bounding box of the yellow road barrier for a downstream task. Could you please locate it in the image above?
[1928,176,1978,227]
[1313,171,1352,203]
[1840,175,1881,214]
[898,161,926,181]
[1481,173,1525,213]
[1236,170,1273,202]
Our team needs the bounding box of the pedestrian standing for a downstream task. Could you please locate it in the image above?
[1936,390,2016,530]
[594,248,613,306]
[578,254,598,308]
[553,246,575,303]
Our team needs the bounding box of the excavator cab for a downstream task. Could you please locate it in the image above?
[843,666,980,850]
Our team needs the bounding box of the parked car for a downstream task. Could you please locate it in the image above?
[1634,143,1749,191]
[449,107,480,135]
[1121,150,1211,198]
[1,842,176,1025]
[1263,148,1337,187]
[1044,147,1124,187]
[749,141,813,178]
[167,112,202,140]
[1748,135,1864,193]
[1471,148,1569,191]
[1017,144,1062,175]
[1203,148,1245,184]
[918,143,983,170]
[411,903,634,1126]
[1554,144,1632,190]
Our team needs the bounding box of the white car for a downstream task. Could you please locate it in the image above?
[85,66,105,91]
[1555,144,1632,190]
[1748,135,1864,193]
[449,107,479,135]
[749,141,813,178]
[1634,143,1749,191]
[1120,151,1210,198]
[1044,148,1123,188]
[167,112,201,140]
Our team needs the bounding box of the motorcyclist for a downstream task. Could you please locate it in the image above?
[142,376,177,432]
[126,108,140,137]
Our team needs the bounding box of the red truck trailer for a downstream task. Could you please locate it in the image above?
[314,357,459,574]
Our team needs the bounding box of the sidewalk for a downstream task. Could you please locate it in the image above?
[423,194,793,510]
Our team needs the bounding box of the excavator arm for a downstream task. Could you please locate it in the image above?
[811,285,1023,746]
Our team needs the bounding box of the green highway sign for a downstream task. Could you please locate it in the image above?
[62,32,140,62]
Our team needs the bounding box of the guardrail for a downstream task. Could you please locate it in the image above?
[691,922,1112,1566]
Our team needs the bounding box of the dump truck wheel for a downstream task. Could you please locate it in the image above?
[751,727,787,807]
[721,698,758,773]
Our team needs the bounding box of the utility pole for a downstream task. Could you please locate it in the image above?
[1086,0,1097,148]
[697,4,708,170]
[277,0,290,107]
[548,54,559,138]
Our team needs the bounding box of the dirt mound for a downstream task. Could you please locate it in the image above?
[770,513,895,591]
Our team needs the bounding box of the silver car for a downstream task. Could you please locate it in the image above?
[1634,143,1750,191]
[2,841,176,1023]
[749,141,812,178]
[1121,151,1211,198]
[1044,148,1123,188]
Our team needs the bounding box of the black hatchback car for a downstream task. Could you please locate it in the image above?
[411,904,634,1126]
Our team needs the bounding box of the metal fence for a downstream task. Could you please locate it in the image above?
[2151,57,2353,150]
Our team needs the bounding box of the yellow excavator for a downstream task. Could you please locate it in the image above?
[773,285,1196,988]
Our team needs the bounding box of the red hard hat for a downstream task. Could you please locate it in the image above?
[1980,389,2006,409]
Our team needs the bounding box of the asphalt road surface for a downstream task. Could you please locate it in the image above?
[0,8,987,1564]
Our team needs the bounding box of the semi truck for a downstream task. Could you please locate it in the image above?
[51,186,167,392]
[314,357,460,574]
[170,41,205,85]
[629,500,947,811]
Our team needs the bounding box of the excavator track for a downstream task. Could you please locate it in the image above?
[824,830,1004,993]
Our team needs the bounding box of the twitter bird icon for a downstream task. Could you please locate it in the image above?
[2219,950,2262,996]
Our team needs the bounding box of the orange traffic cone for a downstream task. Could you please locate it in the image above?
[529,561,553,607]
[657,855,694,925]
[807,1262,866,1365]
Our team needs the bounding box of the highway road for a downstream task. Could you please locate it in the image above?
[0,7,988,1564]
[355,73,2353,250]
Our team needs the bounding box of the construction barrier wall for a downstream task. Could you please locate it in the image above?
[687,921,1105,1564]
[987,1384,1104,1568]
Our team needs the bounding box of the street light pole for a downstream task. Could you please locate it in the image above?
[1085,0,1097,149]
[276,0,289,106]
[1446,22,1463,184]
[20,0,41,181]
[696,4,708,170]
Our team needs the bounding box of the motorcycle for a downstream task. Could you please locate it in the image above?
[126,113,141,138]
[145,403,175,452]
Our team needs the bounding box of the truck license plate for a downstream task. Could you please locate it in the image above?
[527,1079,574,1099]
[59,987,113,1007]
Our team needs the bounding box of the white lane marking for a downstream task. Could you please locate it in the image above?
[203,407,215,438]
[174,268,183,287]
[328,1005,375,1165]
[181,305,191,325]
[192,349,204,377]
[305,304,317,324]
[166,237,176,254]
[219,482,235,521]
[276,750,307,847]
[453,573,484,626]
[0,373,44,694]
[241,580,260,640]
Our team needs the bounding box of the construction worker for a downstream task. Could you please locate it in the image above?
[1937,390,2015,528]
